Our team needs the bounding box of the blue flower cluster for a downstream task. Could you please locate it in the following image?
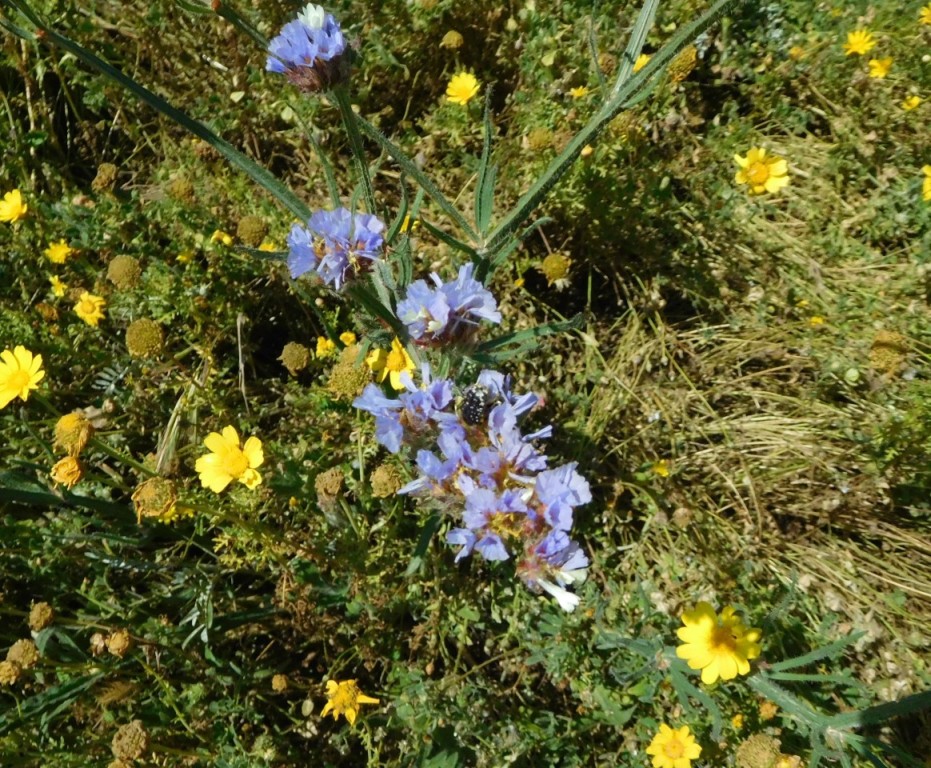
[266,4,348,92]
[396,264,502,344]
[354,368,590,611]
[287,207,385,290]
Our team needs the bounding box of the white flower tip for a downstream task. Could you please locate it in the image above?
[298,3,326,28]
[539,579,580,612]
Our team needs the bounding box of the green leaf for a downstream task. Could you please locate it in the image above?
[474,89,497,236]
[473,314,584,355]
[611,0,660,96]
[0,671,105,735]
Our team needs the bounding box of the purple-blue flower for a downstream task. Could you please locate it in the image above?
[533,462,591,531]
[266,4,347,91]
[397,263,501,343]
[311,208,385,290]
[286,222,318,279]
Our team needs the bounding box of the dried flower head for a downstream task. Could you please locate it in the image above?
[54,412,94,456]
[370,463,402,498]
[315,467,345,502]
[92,162,119,193]
[89,632,108,656]
[111,720,149,761]
[132,477,180,524]
[869,330,908,375]
[0,660,22,686]
[167,176,195,203]
[539,252,572,289]
[326,344,371,401]
[107,255,143,290]
[125,318,165,358]
[440,30,464,49]
[28,602,54,631]
[668,45,697,83]
[7,639,39,669]
[272,674,289,693]
[106,629,132,658]
[735,734,782,768]
[280,342,312,375]
[236,215,268,247]
[51,456,83,489]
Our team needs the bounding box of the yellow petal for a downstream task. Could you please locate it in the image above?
[241,436,264,468]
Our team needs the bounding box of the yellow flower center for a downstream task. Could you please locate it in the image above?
[663,737,685,759]
[747,162,771,186]
[223,447,250,479]
[8,370,31,395]
[711,624,738,652]
[385,347,409,372]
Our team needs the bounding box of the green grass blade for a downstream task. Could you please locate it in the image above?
[3,1,310,222]
[475,88,497,236]
[611,0,660,97]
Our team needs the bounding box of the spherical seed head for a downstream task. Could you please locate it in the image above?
[271,673,289,692]
[526,128,554,152]
[598,52,617,76]
[370,463,402,498]
[106,629,132,658]
[28,602,54,631]
[236,215,268,247]
[132,477,179,523]
[315,467,344,500]
[540,252,572,286]
[325,345,371,400]
[107,255,142,291]
[7,639,38,669]
[167,176,195,203]
[669,45,698,83]
[111,720,149,761]
[279,342,312,375]
[440,30,463,49]
[92,163,119,193]
[735,735,782,768]
[54,412,94,456]
[125,318,165,358]
[869,330,908,375]
[0,660,22,686]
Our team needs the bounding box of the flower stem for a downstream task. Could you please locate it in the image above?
[332,85,377,216]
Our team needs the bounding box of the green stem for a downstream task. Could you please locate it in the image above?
[333,85,377,216]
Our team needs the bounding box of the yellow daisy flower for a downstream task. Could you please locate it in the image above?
[676,602,762,685]
[0,346,45,409]
[568,86,589,99]
[320,679,380,726]
[194,425,264,493]
[446,72,480,106]
[0,189,27,223]
[339,331,357,346]
[73,292,106,327]
[645,724,702,768]
[902,95,922,111]
[365,337,415,391]
[920,4,931,24]
[44,240,74,264]
[633,53,651,72]
[210,229,233,246]
[49,275,67,297]
[316,336,337,359]
[734,147,790,195]
[867,57,892,79]
[843,29,876,56]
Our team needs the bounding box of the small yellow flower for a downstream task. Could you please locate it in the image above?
[50,456,83,489]
[652,459,671,477]
[44,240,74,264]
[843,29,876,56]
[676,602,762,685]
[569,86,589,99]
[177,250,194,264]
[920,4,931,25]
[809,315,825,327]
[580,144,594,158]
[320,679,380,726]
[446,72,480,106]
[49,275,67,298]
[339,331,357,346]
[258,241,276,251]
[731,713,744,730]
[0,346,45,409]
[73,292,106,327]
[646,724,702,768]
[788,45,805,60]
[210,229,233,246]
[194,425,264,493]
[316,336,337,359]
[923,165,931,202]
[902,95,922,111]
[0,189,27,223]
[759,700,778,720]
[867,57,892,79]
[400,215,420,234]
[633,53,651,72]
[366,337,415,391]
[734,147,790,195]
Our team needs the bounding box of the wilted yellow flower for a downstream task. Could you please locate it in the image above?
[195,425,264,493]
[633,53,651,72]
[51,456,83,489]
[902,95,922,111]
[45,240,74,264]
[843,29,876,56]
[569,86,589,99]
[106,629,132,658]
[316,336,337,359]
[446,72,480,106]
[676,602,762,685]
[646,724,702,768]
[74,292,106,327]
[339,331,357,346]
[320,679,380,726]
[210,229,233,246]
[920,4,931,24]
[0,346,45,408]
[366,337,415,390]
[49,275,67,297]
[867,57,892,79]
[0,189,27,223]
[54,412,94,456]
[923,165,931,202]
[734,147,790,195]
